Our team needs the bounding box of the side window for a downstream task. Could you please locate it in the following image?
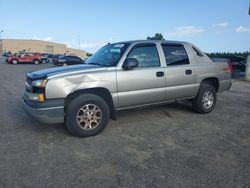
[76,57,82,61]
[65,56,72,61]
[127,45,160,67]
[192,46,203,57]
[162,45,190,66]
[71,57,79,61]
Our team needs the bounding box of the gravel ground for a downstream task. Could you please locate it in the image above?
[0,60,250,188]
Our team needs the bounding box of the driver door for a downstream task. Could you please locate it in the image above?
[19,54,27,62]
[116,44,166,108]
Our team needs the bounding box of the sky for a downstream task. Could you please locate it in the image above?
[0,0,249,53]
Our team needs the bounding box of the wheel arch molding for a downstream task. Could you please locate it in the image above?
[64,87,117,120]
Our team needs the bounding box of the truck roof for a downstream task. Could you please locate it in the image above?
[113,40,189,45]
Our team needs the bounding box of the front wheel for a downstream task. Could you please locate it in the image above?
[65,94,110,137]
[192,83,217,114]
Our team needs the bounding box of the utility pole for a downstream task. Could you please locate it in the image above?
[0,30,4,55]
[246,4,250,81]
[78,35,81,50]
[248,3,250,15]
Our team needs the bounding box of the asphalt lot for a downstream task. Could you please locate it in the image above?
[0,59,250,188]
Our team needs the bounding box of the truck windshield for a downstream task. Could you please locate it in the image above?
[85,43,130,66]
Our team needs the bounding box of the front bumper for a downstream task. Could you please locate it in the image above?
[23,98,64,124]
[53,61,61,66]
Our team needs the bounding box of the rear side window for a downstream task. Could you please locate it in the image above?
[192,46,203,57]
[71,56,81,61]
[127,45,160,67]
[162,45,190,66]
[65,56,75,61]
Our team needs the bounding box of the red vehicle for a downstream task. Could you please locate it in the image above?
[5,53,46,65]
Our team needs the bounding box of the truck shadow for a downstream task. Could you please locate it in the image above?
[20,101,194,137]
[116,101,194,120]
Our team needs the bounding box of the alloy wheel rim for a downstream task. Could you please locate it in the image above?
[202,91,214,109]
[76,104,102,130]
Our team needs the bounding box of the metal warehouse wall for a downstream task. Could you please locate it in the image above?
[0,39,87,58]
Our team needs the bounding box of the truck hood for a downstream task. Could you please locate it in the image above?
[27,64,105,80]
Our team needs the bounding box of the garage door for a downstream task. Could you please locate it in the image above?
[46,46,53,54]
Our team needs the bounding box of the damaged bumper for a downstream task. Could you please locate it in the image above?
[22,98,64,124]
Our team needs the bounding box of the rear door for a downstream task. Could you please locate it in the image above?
[161,44,196,100]
[65,56,73,65]
[116,43,166,108]
[19,54,29,62]
[68,56,77,65]
[72,56,83,64]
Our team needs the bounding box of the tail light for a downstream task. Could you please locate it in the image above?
[227,60,233,72]
[223,60,233,72]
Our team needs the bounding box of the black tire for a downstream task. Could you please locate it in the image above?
[65,94,110,137]
[33,59,39,65]
[41,59,47,64]
[11,59,18,64]
[192,83,217,114]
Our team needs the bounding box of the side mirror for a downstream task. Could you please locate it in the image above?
[122,58,138,70]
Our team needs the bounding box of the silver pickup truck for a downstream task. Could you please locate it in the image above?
[23,40,231,137]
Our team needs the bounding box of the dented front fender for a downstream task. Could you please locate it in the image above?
[45,68,117,99]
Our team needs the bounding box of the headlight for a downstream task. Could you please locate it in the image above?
[32,79,47,87]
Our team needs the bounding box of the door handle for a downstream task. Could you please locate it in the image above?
[185,70,192,75]
[156,71,164,77]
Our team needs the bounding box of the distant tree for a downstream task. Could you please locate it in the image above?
[147,33,165,40]
[206,51,249,59]
[86,52,93,57]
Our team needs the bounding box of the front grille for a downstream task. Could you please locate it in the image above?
[33,87,45,94]
[25,76,44,93]
[26,76,32,86]
[25,76,32,93]
[25,82,32,93]
[24,76,46,102]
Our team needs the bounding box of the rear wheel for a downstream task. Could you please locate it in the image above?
[192,83,217,113]
[65,94,110,137]
[11,59,18,64]
[33,59,39,65]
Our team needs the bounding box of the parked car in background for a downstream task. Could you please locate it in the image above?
[228,56,246,72]
[3,51,12,57]
[53,55,85,66]
[41,53,51,64]
[52,54,64,63]
[40,53,50,63]
[47,54,57,63]
[6,53,43,65]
